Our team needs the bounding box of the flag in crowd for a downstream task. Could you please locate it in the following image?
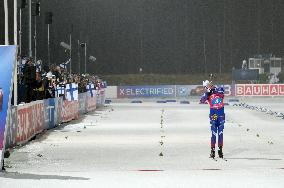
[56,84,65,98]
[86,83,95,97]
[60,58,71,70]
[66,83,79,101]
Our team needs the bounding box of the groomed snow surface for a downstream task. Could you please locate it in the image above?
[1,98,284,188]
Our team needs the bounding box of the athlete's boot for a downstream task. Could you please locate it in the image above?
[210,147,215,158]
[218,146,223,158]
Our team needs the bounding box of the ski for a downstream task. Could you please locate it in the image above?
[218,157,227,161]
[209,156,227,161]
[209,157,217,161]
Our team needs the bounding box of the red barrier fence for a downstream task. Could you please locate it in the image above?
[5,90,106,148]
[16,101,45,144]
[61,100,79,122]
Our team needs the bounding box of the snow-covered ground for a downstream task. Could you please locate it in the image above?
[1,98,284,188]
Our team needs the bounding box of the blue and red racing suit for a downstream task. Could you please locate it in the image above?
[200,86,225,148]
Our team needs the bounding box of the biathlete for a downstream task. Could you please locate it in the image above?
[200,80,225,159]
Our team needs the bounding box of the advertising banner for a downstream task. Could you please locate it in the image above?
[117,85,232,98]
[61,100,79,122]
[0,45,17,167]
[176,85,199,97]
[235,84,284,96]
[16,101,45,144]
[5,107,17,148]
[117,85,176,98]
[87,94,97,112]
[57,97,63,124]
[44,98,58,129]
[79,93,87,115]
[97,89,105,107]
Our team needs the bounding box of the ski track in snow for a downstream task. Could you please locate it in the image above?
[1,98,284,188]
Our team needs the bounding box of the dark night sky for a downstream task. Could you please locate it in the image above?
[1,0,284,74]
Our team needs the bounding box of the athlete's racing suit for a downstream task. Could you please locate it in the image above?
[200,86,225,148]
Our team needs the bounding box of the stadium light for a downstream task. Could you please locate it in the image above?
[60,42,71,50]
[89,56,96,62]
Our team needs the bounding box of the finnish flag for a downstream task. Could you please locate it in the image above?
[66,83,78,101]
[60,58,71,69]
[36,60,42,73]
[56,84,66,97]
[86,83,95,97]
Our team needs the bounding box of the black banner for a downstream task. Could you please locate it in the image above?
[232,69,259,80]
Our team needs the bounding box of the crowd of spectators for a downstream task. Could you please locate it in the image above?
[17,57,105,104]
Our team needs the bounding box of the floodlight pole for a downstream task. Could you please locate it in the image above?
[4,0,9,45]
[14,0,18,106]
[28,0,32,57]
[84,43,87,74]
[48,24,50,67]
[77,40,81,74]
[19,8,22,56]
[34,16,37,63]
[69,34,72,74]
